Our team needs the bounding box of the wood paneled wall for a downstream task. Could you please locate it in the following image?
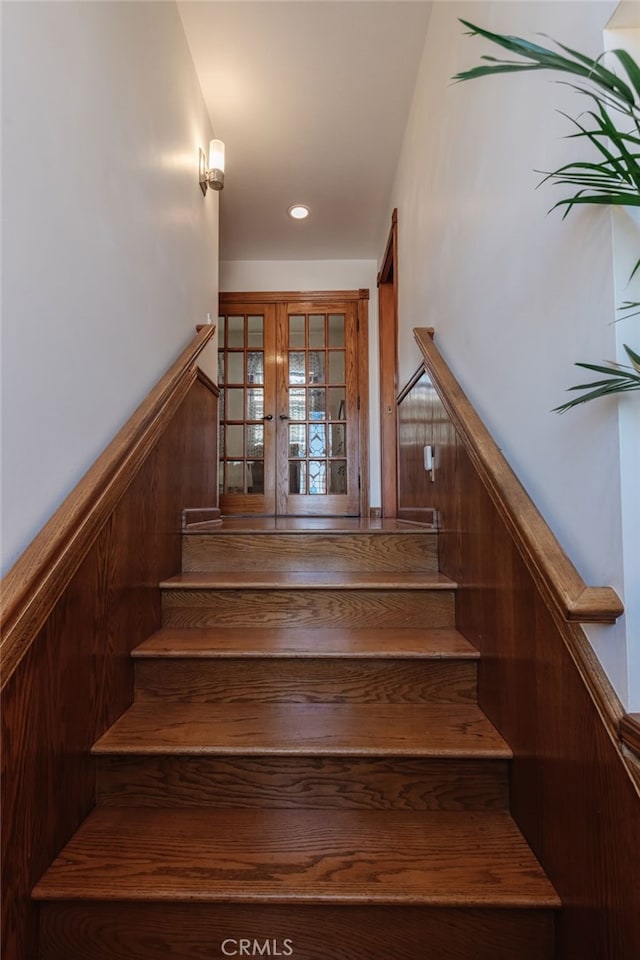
[1,335,218,960]
[398,336,640,959]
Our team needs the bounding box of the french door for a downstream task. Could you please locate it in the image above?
[218,294,363,516]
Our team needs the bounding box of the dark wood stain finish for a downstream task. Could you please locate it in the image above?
[398,338,640,959]
[161,587,455,629]
[182,531,439,572]
[134,655,477,703]
[1,374,217,960]
[33,807,557,905]
[39,902,554,960]
[621,713,640,759]
[29,513,561,957]
[90,701,510,757]
[133,625,476,658]
[96,755,509,811]
[378,208,399,518]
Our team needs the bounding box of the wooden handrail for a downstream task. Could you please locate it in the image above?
[621,713,640,761]
[414,327,623,625]
[0,325,216,689]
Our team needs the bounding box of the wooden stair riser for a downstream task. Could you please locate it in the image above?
[183,532,439,573]
[134,657,477,703]
[161,589,455,629]
[39,902,554,960]
[96,755,509,811]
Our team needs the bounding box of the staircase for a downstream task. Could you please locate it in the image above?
[33,518,559,959]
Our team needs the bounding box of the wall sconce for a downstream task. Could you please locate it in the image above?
[199,139,225,194]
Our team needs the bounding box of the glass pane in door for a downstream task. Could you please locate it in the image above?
[218,311,268,502]
[289,424,306,457]
[330,423,346,456]
[247,424,264,457]
[328,314,345,347]
[330,460,347,494]
[308,351,325,384]
[247,352,264,383]
[226,425,244,458]
[283,308,357,512]
[227,353,244,383]
[328,387,345,420]
[289,389,306,420]
[308,460,327,494]
[247,316,264,347]
[289,461,306,494]
[328,351,345,383]
[309,315,325,347]
[227,316,244,347]
[289,315,305,349]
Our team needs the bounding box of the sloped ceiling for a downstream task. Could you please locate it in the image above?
[178,1,432,260]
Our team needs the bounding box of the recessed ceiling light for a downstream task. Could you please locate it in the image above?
[288,204,310,220]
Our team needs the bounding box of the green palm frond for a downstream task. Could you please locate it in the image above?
[618,301,640,322]
[455,24,640,215]
[456,21,640,412]
[455,21,639,111]
[553,346,640,412]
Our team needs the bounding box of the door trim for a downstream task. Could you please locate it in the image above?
[220,290,368,304]
[377,209,398,518]
[219,290,370,517]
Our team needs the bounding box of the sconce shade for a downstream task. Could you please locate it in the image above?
[209,139,225,175]
[200,140,225,194]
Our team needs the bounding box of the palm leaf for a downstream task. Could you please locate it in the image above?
[554,380,640,412]
[552,39,636,104]
[540,109,640,197]
[554,381,640,412]
[456,20,640,414]
[567,358,640,377]
[625,343,640,369]
[553,347,640,411]
[611,49,640,101]
[550,195,640,215]
[565,378,632,390]
[456,20,637,108]
[615,303,640,324]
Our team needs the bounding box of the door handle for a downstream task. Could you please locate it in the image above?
[279,414,290,420]
[263,414,274,421]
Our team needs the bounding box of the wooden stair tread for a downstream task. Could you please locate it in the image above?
[92,702,511,757]
[33,808,559,907]
[133,627,479,659]
[160,571,456,590]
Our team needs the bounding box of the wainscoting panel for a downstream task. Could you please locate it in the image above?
[1,359,217,960]
[398,341,640,959]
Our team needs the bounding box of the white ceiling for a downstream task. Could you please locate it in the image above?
[178,2,432,261]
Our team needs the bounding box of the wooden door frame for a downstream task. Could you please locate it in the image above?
[377,209,398,517]
[219,289,370,517]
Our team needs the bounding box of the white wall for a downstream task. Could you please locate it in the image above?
[605,17,640,711]
[389,1,633,703]
[220,259,381,507]
[1,1,219,575]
